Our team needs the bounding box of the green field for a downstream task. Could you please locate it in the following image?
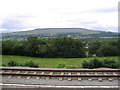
[1,55,119,68]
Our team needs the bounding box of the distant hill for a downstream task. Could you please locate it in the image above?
[2,28,118,40]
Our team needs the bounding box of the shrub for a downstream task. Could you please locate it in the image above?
[8,61,17,66]
[82,58,103,69]
[82,61,89,68]
[90,58,103,69]
[57,64,66,68]
[2,64,6,66]
[103,59,119,69]
[82,58,119,69]
[23,61,39,68]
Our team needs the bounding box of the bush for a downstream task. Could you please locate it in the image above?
[23,61,39,68]
[90,58,103,69]
[2,64,6,66]
[57,64,66,68]
[82,58,103,69]
[8,61,17,66]
[103,59,119,69]
[82,59,119,69]
[82,61,89,68]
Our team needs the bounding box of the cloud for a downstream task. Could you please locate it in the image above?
[91,26,118,32]
[0,28,17,33]
[91,7,118,13]
[0,0,119,33]
[0,15,35,33]
[1,19,23,30]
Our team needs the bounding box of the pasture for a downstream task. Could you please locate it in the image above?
[1,55,118,68]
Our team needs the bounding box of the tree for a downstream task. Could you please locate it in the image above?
[24,36,39,57]
[38,44,48,57]
[88,41,101,56]
[108,39,119,56]
[53,37,86,58]
[12,42,24,55]
[2,40,24,55]
[98,44,118,56]
[2,40,15,55]
[88,40,119,57]
[118,38,120,56]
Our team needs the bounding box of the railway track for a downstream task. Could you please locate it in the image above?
[1,67,120,88]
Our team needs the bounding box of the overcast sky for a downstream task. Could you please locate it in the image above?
[0,0,119,33]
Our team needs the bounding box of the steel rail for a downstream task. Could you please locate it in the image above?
[1,73,120,77]
[1,67,120,72]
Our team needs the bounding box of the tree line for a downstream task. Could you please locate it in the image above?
[88,39,120,57]
[2,36,86,58]
[2,36,119,58]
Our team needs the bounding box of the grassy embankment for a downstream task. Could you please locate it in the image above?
[1,55,119,68]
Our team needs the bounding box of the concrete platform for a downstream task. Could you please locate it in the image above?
[1,84,120,90]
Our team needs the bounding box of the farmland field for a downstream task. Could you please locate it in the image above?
[1,55,119,68]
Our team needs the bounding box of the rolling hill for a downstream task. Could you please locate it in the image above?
[2,28,118,40]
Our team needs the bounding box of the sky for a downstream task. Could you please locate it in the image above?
[0,0,119,33]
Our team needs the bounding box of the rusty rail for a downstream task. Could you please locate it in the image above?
[1,67,120,72]
[2,73,120,77]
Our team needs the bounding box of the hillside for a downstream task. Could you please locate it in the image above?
[2,28,118,40]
